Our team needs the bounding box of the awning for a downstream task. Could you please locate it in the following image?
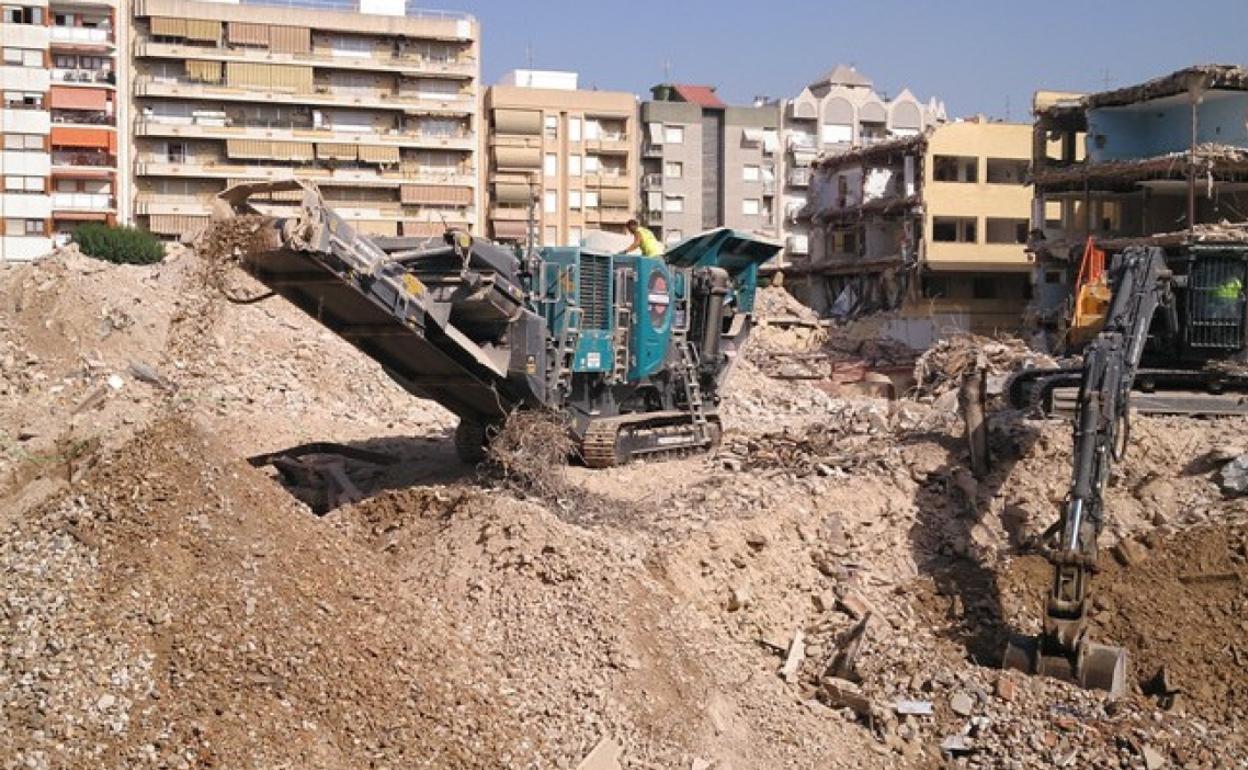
[402,221,443,237]
[741,128,763,146]
[353,220,399,237]
[228,22,269,46]
[493,182,531,204]
[491,220,528,239]
[226,139,272,160]
[492,109,541,135]
[762,129,779,154]
[600,188,630,207]
[270,141,313,161]
[50,125,112,149]
[316,142,358,160]
[53,211,109,221]
[186,60,223,83]
[49,86,108,111]
[226,62,313,93]
[358,144,400,164]
[229,178,302,201]
[148,214,208,235]
[494,146,540,169]
[401,184,472,205]
[150,17,186,36]
[647,122,663,144]
[185,18,221,42]
[270,26,310,54]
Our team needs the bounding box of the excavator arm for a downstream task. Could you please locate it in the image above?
[1006,246,1176,696]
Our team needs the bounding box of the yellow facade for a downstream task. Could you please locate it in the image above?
[922,121,1035,272]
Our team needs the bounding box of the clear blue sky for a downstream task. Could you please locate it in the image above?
[445,0,1246,120]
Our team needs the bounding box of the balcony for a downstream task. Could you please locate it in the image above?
[642,144,662,158]
[586,135,631,155]
[134,119,476,151]
[133,77,475,115]
[134,40,477,80]
[641,172,662,189]
[787,167,811,187]
[51,150,116,171]
[133,159,437,187]
[51,68,116,87]
[489,205,529,221]
[52,110,115,127]
[50,25,114,47]
[52,192,114,211]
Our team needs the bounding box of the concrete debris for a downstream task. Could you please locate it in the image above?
[1140,743,1167,770]
[820,679,873,718]
[1218,454,1248,495]
[575,737,623,770]
[949,691,975,717]
[912,333,1056,399]
[778,629,805,683]
[894,699,933,716]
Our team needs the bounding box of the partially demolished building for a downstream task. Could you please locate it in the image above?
[793,119,1033,345]
[1030,65,1248,330]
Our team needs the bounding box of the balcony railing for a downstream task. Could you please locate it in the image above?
[52,151,116,168]
[787,167,812,187]
[135,77,474,111]
[641,172,662,188]
[50,26,114,45]
[51,68,115,85]
[135,117,473,147]
[53,192,114,210]
[135,41,476,78]
[52,110,115,126]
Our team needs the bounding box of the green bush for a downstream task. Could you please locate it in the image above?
[72,223,165,265]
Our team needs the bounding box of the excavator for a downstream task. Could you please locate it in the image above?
[1001,242,1248,695]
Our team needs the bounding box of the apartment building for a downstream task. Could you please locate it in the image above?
[639,84,780,249]
[779,65,945,268]
[1029,65,1248,332]
[799,119,1033,345]
[2,0,122,261]
[130,0,480,239]
[483,69,636,246]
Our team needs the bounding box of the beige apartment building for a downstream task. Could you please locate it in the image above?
[482,69,636,246]
[2,0,124,261]
[130,0,480,239]
[799,119,1034,345]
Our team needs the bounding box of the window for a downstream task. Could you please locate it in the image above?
[568,117,581,142]
[568,190,582,210]
[3,91,42,108]
[972,277,999,300]
[584,155,600,174]
[742,198,761,216]
[663,125,684,144]
[584,191,599,209]
[4,175,44,193]
[166,142,187,163]
[568,154,582,177]
[543,226,557,246]
[986,158,1029,184]
[3,134,42,151]
[544,114,558,139]
[584,120,601,140]
[933,155,978,183]
[663,195,684,213]
[3,6,44,24]
[2,48,42,68]
[4,218,43,236]
[921,275,951,299]
[664,161,683,178]
[742,164,760,182]
[821,124,852,144]
[985,218,1029,244]
[543,190,557,213]
[933,216,977,243]
[568,226,582,245]
[665,229,683,244]
[543,153,557,176]
[330,35,372,58]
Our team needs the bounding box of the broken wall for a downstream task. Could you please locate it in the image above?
[1087,90,1248,162]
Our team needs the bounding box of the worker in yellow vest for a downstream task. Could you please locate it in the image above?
[624,219,664,258]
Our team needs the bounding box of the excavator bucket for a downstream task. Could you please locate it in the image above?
[1002,635,1128,697]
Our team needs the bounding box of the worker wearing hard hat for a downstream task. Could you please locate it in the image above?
[624,219,664,258]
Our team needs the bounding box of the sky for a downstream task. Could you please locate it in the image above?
[442,0,1248,120]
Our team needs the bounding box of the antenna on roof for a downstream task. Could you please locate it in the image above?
[1101,67,1113,90]
[1004,94,1011,121]
[525,41,534,75]
[662,59,671,82]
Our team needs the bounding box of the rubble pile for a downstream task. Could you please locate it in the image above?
[913,333,1057,399]
[2,249,1248,767]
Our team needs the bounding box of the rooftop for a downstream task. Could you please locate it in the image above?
[650,83,727,109]
[811,64,873,90]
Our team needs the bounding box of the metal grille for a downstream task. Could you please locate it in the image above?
[579,253,612,330]
[1186,256,1246,350]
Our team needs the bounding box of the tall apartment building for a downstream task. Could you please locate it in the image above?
[780,65,945,267]
[2,0,123,261]
[639,84,780,249]
[799,119,1033,345]
[482,69,636,246]
[130,0,480,239]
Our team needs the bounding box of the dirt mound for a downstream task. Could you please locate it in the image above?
[1001,520,1248,719]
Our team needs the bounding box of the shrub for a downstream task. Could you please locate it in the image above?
[72,223,165,265]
